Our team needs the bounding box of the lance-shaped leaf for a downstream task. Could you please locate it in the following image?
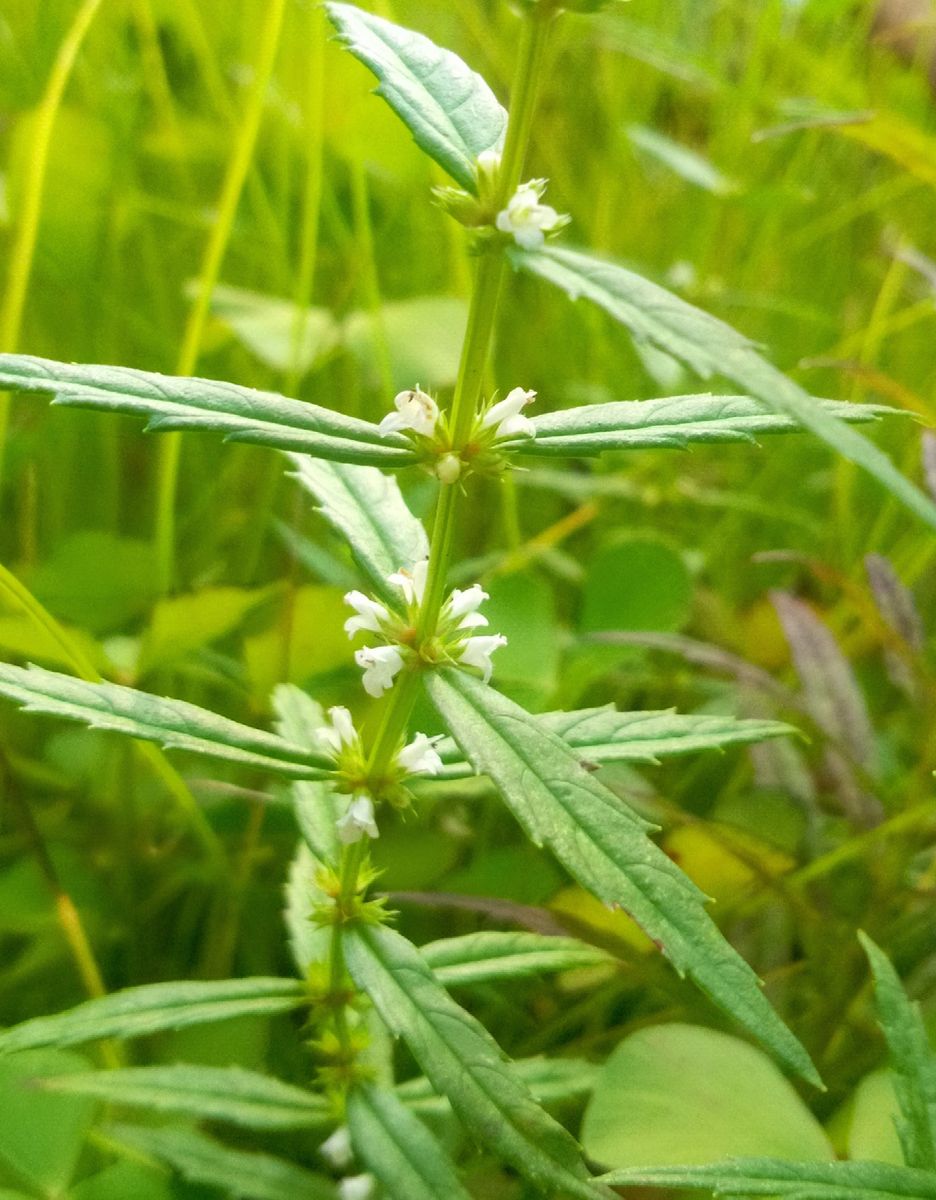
[0,663,332,779]
[516,394,892,458]
[600,1158,936,1198]
[105,1125,335,1200]
[0,978,306,1054]
[343,922,610,1200]
[859,933,936,1171]
[431,705,795,779]
[38,1065,330,1131]
[290,455,429,607]
[347,1083,473,1200]
[325,3,506,193]
[397,1056,599,1116]
[424,669,819,1086]
[0,353,414,466]
[273,685,342,864]
[512,245,936,532]
[420,931,613,987]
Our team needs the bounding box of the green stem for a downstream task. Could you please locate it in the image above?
[154,0,287,594]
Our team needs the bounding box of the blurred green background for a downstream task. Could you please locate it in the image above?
[1,0,935,1190]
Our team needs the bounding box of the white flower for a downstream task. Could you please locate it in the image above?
[320,1126,353,1169]
[457,634,507,683]
[434,452,462,484]
[339,1176,376,1200]
[447,584,489,630]
[378,386,439,438]
[397,732,444,777]
[343,590,391,639]
[315,706,358,758]
[355,644,405,697]
[387,559,429,608]
[336,794,379,844]
[482,387,536,440]
[495,182,565,251]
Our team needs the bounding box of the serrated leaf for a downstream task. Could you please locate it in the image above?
[859,933,936,1171]
[420,931,612,986]
[0,663,330,779]
[290,456,428,607]
[397,1056,599,1115]
[347,1082,473,1200]
[104,1124,335,1200]
[518,394,892,458]
[424,669,819,1087]
[600,1158,936,1198]
[512,245,936,531]
[38,1064,330,1131]
[0,353,413,466]
[432,705,795,778]
[325,3,506,192]
[343,922,609,1200]
[0,978,306,1053]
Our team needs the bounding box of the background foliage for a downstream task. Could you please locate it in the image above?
[1,0,935,1195]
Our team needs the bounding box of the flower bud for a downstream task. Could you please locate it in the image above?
[434,453,462,485]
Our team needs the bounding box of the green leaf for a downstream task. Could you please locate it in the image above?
[343,922,608,1200]
[424,668,819,1087]
[0,663,331,779]
[104,1124,336,1200]
[582,1024,833,1169]
[581,537,692,633]
[347,1082,473,1200]
[202,282,341,375]
[273,684,342,865]
[397,1056,599,1115]
[38,1064,330,1131]
[0,1049,97,1196]
[859,933,936,1170]
[433,705,794,778]
[599,1158,936,1198]
[0,353,413,466]
[626,124,737,194]
[0,977,306,1053]
[290,456,429,607]
[519,394,892,457]
[325,3,506,192]
[69,1161,174,1200]
[344,295,469,391]
[138,585,279,675]
[512,245,936,532]
[420,931,612,986]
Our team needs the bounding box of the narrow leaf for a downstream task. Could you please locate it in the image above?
[343,922,609,1200]
[859,933,936,1171]
[0,978,306,1053]
[513,245,936,531]
[420,931,613,986]
[424,668,819,1086]
[600,1157,936,1199]
[432,705,795,778]
[325,3,506,192]
[0,353,412,464]
[105,1124,335,1200]
[519,394,892,458]
[39,1065,330,1131]
[347,1083,473,1200]
[0,663,330,779]
[397,1056,599,1115]
[290,455,429,606]
[273,684,341,864]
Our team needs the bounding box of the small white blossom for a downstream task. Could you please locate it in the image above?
[482,387,536,440]
[495,181,565,250]
[320,1126,353,1170]
[434,452,462,484]
[343,590,391,639]
[447,584,489,630]
[378,386,439,438]
[387,559,429,608]
[397,732,444,777]
[355,644,405,697]
[339,1176,376,1200]
[336,794,379,844]
[476,148,501,178]
[457,634,507,683]
[315,706,358,758]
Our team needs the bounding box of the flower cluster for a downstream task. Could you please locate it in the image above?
[344,561,507,697]
[314,705,443,844]
[495,179,568,251]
